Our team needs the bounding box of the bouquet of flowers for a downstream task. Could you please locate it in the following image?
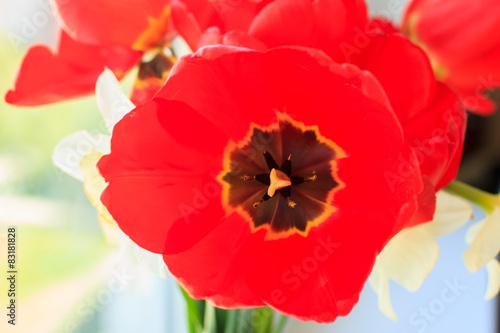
[5,0,500,331]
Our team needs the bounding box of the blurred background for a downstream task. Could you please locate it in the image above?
[0,0,498,332]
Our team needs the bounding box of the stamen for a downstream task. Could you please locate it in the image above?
[287,197,297,208]
[242,174,255,181]
[304,174,317,182]
[291,173,317,186]
[280,154,292,176]
[253,199,264,208]
[263,151,280,170]
[268,169,292,197]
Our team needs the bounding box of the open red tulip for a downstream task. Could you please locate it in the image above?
[5,31,140,106]
[172,0,275,50]
[98,45,424,322]
[243,0,466,227]
[6,0,176,107]
[52,0,173,51]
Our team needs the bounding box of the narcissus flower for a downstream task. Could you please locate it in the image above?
[53,69,167,278]
[403,0,500,115]
[6,0,183,106]
[98,45,425,322]
[369,190,472,320]
[447,181,500,300]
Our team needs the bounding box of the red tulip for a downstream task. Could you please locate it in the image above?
[52,0,173,51]
[403,0,500,115]
[235,0,465,228]
[98,45,424,322]
[6,0,175,106]
[249,0,368,62]
[172,0,275,50]
[5,31,140,106]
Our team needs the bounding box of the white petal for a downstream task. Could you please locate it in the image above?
[52,131,110,181]
[80,149,118,243]
[376,223,438,292]
[171,35,193,58]
[485,259,500,300]
[465,220,485,245]
[133,244,169,279]
[428,191,473,236]
[463,208,500,272]
[96,68,135,133]
[369,265,397,321]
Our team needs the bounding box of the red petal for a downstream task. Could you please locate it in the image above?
[406,0,500,69]
[222,31,268,52]
[198,27,223,48]
[348,33,436,123]
[403,0,500,114]
[246,221,379,321]
[52,0,172,50]
[403,82,466,191]
[99,99,229,253]
[171,0,203,51]
[249,0,368,61]
[156,46,275,141]
[5,31,140,106]
[441,45,500,115]
[164,213,265,307]
[348,33,466,191]
[178,0,274,33]
[172,0,274,50]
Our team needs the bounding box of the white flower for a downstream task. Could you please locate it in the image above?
[369,190,473,320]
[464,207,500,300]
[53,69,167,278]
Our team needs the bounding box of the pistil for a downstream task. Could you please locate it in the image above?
[268,169,292,197]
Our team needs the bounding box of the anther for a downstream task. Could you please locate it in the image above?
[253,199,264,208]
[242,174,255,181]
[287,197,297,208]
[304,174,317,182]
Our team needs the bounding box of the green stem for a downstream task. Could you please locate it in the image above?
[202,302,217,333]
[271,314,288,333]
[446,180,499,215]
[180,288,204,333]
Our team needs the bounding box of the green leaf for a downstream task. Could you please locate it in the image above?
[181,288,204,333]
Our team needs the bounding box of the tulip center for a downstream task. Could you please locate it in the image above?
[218,113,345,240]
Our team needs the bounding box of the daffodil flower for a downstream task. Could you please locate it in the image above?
[448,181,500,300]
[369,190,473,320]
[53,69,167,278]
